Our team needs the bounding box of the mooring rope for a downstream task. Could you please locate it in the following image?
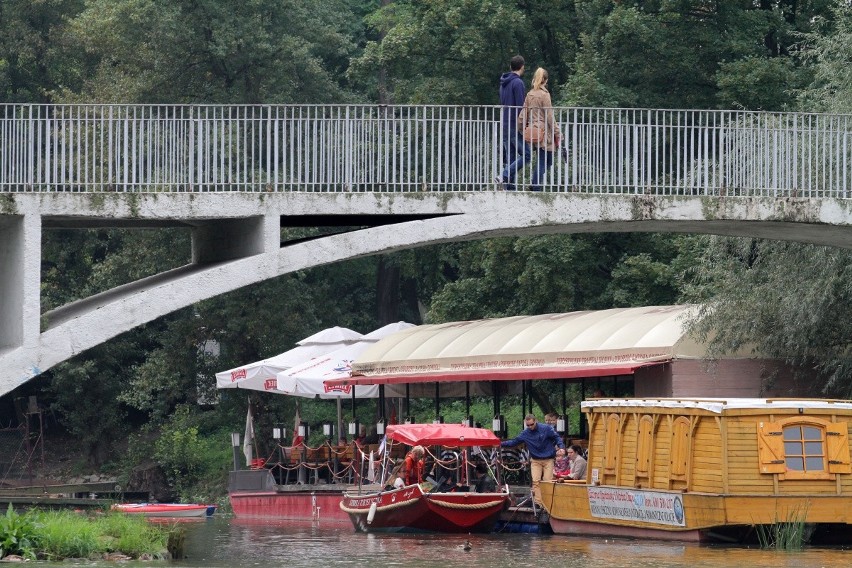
[426,498,505,510]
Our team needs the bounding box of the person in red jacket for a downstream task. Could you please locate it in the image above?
[402,445,426,486]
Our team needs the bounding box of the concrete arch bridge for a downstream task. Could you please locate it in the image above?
[1,104,851,395]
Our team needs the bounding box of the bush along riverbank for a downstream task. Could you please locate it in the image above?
[0,505,176,561]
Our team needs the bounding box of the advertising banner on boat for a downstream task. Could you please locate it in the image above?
[587,487,685,527]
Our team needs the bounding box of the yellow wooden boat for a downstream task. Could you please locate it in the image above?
[540,398,852,543]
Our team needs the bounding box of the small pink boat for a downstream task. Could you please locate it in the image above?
[111,503,216,518]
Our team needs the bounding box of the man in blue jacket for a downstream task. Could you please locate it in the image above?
[501,413,564,506]
[495,55,530,190]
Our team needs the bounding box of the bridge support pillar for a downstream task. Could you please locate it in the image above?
[0,213,41,353]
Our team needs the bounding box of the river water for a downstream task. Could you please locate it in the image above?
[36,516,851,567]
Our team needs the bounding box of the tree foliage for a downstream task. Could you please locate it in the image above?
[683,237,852,396]
[59,0,360,103]
[796,2,852,113]
[349,0,529,103]
[0,0,85,103]
[560,1,827,109]
[425,233,689,322]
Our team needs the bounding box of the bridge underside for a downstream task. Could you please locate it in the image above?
[1,191,851,396]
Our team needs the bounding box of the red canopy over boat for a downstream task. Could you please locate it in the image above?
[386,423,501,447]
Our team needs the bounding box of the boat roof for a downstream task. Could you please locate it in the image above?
[385,423,502,447]
[327,305,720,386]
[581,398,852,414]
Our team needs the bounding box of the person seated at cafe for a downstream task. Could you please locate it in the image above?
[545,412,565,447]
[567,445,587,480]
[553,447,571,478]
[363,426,382,445]
[402,445,426,486]
[337,436,348,446]
[473,462,497,493]
[354,425,367,448]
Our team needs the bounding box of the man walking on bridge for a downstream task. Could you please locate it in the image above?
[496,55,530,191]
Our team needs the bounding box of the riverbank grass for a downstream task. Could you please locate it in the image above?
[754,505,810,550]
[0,505,170,561]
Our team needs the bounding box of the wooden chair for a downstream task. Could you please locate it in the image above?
[334,445,354,483]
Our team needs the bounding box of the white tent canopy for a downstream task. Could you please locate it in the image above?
[215,326,364,392]
[331,305,717,387]
[276,321,415,398]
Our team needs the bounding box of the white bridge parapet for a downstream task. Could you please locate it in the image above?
[1,104,851,196]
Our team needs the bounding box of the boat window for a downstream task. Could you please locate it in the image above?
[783,425,825,473]
[759,419,851,477]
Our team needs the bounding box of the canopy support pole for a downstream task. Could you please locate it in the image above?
[492,381,500,416]
[434,382,441,422]
[465,382,471,425]
[336,397,343,445]
[405,383,411,421]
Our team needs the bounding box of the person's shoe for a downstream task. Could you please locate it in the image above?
[504,184,516,191]
[494,175,504,186]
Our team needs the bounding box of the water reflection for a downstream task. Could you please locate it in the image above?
[34,516,852,567]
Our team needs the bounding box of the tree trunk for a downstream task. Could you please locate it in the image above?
[376,256,400,325]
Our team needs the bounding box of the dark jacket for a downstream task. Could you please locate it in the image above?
[499,72,526,131]
[501,422,564,459]
[475,473,497,493]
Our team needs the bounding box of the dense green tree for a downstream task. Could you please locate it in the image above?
[60,0,360,103]
[425,233,690,322]
[349,0,571,103]
[39,227,193,460]
[42,228,191,312]
[562,1,831,110]
[350,0,507,102]
[683,238,852,396]
[44,331,152,463]
[715,56,799,111]
[0,0,85,102]
[796,2,852,113]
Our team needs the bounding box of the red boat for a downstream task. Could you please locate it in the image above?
[229,479,351,523]
[339,423,509,533]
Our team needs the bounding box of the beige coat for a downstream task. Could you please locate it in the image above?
[517,88,560,152]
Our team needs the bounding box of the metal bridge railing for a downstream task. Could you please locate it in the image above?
[0,104,850,197]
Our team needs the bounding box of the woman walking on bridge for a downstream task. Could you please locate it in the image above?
[518,68,560,191]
